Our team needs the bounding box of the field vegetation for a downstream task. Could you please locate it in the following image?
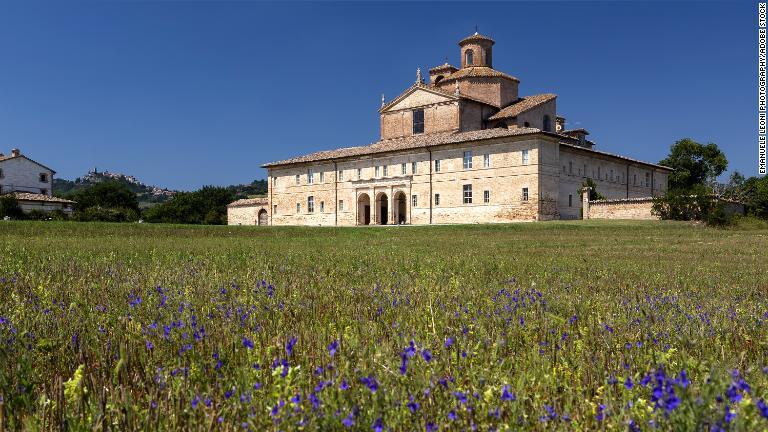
[0,220,767,430]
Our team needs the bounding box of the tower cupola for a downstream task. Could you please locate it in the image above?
[458,32,494,68]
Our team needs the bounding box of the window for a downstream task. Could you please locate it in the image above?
[524,121,531,127]
[543,115,552,132]
[568,194,572,207]
[463,184,473,204]
[357,168,362,180]
[273,205,277,214]
[320,201,324,212]
[319,171,324,183]
[295,174,300,185]
[39,173,48,183]
[272,177,277,187]
[339,200,344,211]
[483,190,490,204]
[412,162,417,174]
[296,203,301,213]
[463,151,473,169]
[411,195,417,207]
[399,163,406,175]
[413,109,425,134]
[434,159,441,172]
[633,174,637,186]
[338,170,344,181]
[434,193,440,206]
[522,149,529,165]
[307,169,314,184]
[569,161,573,175]
[375,166,380,177]
[465,49,474,65]
[383,165,388,176]
[598,167,602,180]
[522,187,529,201]
[483,154,490,168]
[307,196,314,213]
[645,172,650,187]
[40,188,47,195]
[610,169,614,182]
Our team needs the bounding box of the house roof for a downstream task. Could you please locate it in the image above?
[227,197,268,208]
[429,63,458,73]
[0,154,57,174]
[488,94,557,121]
[3,192,75,204]
[558,140,672,171]
[459,32,495,45]
[380,82,495,113]
[437,66,519,84]
[263,127,543,167]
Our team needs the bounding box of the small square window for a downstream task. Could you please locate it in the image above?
[522,187,529,201]
[413,109,424,134]
[435,160,441,172]
[39,173,48,183]
[272,177,277,187]
[319,172,324,183]
[273,205,278,214]
[434,193,440,206]
[411,194,417,207]
[568,194,572,207]
[412,161,417,174]
[401,163,406,175]
[383,165,388,177]
[483,190,490,203]
[522,149,529,165]
[296,203,301,213]
[375,166,380,177]
[307,196,314,213]
[357,168,362,180]
[338,170,344,181]
[339,200,344,211]
[483,154,490,168]
[320,201,324,212]
[308,170,314,184]
[463,184,472,204]
[295,175,300,185]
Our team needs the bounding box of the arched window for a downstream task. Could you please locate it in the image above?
[543,115,552,132]
[465,49,474,66]
[434,75,444,84]
[523,121,530,127]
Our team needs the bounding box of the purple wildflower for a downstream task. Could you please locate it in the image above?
[286,336,297,356]
[444,337,454,348]
[242,337,254,349]
[501,385,516,401]
[422,349,433,362]
[328,340,339,357]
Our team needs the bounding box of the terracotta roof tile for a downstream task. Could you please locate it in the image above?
[263,127,542,167]
[438,66,519,83]
[3,192,76,204]
[488,94,557,121]
[227,197,268,208]
[458,33,495,45]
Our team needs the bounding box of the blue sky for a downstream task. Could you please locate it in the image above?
[0,1,756,190]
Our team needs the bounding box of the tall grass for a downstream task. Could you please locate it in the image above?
[0,220,767,430]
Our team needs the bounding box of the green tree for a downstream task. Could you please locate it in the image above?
[578,177,605,201]
[143,186,234,225]
[68,181,140,212]
[0,195,24,219]
[740,175,768,218]
[659,138,728,192]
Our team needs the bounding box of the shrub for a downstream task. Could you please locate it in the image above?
[73,207,139,222]
[0,195,24,219]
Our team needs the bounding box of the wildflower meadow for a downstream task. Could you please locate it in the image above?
[0,220,767,431]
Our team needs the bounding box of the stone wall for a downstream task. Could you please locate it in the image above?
[227,198,269,226]
[585,198,658,220]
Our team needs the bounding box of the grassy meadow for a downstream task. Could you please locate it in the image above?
[1,220,767,431]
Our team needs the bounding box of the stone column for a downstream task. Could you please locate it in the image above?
[582,187,591,220]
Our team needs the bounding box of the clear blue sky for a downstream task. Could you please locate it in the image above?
[0,1,757,190]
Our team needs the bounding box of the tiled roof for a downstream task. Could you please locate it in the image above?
[438,66,519,83]
[488,94,557,121]
[558,140,672,171]
[227,197,268,208]
[380,82,495,113]
[459,33,495,45]
[3,192,76,204]
[429,63,458,73]
[263,127,542,167]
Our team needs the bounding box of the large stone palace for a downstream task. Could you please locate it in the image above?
[229,33,672,226]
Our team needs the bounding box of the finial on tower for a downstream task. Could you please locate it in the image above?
[416,67,423,84]
[474,24,479,34]
[454,80,460,96]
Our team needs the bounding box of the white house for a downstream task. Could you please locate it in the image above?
[0,148,75,215]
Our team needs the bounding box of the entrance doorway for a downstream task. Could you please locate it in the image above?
[357,194,371,225]
[257,209,268,226]
[375,193,388,225]
[393,191,407,224]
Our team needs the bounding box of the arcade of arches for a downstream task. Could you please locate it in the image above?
[356,190,409,226]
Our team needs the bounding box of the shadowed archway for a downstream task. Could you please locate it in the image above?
[257,209,268,226]
[375,192,388,225]
[393,191,407,224]
[358,193,371,225]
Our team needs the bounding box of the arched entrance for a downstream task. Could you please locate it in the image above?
[257,209,268,226]
[393,191,407,224]
[357,193,371,225]
[375,193,388,225]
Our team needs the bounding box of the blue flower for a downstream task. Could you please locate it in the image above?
[596,404,605,422]
[339,379,349,391]
[372,418,384,432]
[342,412,355,428]
[724,405,736,424]
[286,336,298,356]
[756,399,768,419]
[360,375,378,393]
[501,385,516,402]
[426,422,438,432]
[145,340,154,350]
[191,395,200,409]
[447,410,457,421]
[328,340,339,357]
[422,349,433,362]
[624,377,634,389]
[444,337,454,348]
[242,337,254,349]
[454,391,468,405]
[406,396,420,413]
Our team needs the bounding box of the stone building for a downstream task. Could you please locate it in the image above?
[239,33,672,226]
[0,148,75,215]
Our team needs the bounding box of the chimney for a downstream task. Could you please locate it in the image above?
[10,148,20,157]
[555,116,566,132]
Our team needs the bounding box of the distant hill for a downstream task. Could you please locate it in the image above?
[53,169,267,207]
